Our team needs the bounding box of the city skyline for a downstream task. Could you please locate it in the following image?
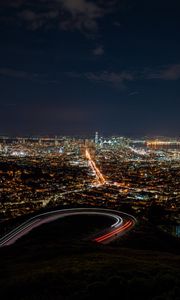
[0,0,180,136]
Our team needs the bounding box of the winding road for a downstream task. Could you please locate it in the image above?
[0,208,136,247]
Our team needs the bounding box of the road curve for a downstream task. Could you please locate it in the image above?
[0,208,136,247]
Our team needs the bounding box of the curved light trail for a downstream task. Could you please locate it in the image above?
[0,208,136,247]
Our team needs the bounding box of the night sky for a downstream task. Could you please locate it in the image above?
[0,0,180,137]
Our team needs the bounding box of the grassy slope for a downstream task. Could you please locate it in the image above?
[0,215,179,300]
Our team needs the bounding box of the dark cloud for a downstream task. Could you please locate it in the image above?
[0,68,57,84]
[59,0,104,31]
[0,0,119,33]
[113,21,121,27]
[148,64,180,80]
[0,0,24,7]
[93,45,104,55]
[68,70,135,88]
[0,68,34,79]
[128,91,139,96]
[85,71,134,85]
[67,64,180,89]
[59,0,120,32]
[18,9,58,30]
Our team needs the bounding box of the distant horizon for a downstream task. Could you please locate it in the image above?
[0,133,179,139]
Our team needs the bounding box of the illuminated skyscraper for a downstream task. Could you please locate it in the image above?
[95,132,99,144]
[55,136,58,146]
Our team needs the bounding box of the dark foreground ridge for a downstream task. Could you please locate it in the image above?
[0,213,179,300]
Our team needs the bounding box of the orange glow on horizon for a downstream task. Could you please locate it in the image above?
[147,140,180,146]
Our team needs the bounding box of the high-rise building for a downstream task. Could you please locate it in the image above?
[95,132,99,144]
[55,136,58,146]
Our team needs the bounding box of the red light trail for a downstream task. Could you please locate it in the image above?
[0,208,136,247]
[94,220,133,243]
